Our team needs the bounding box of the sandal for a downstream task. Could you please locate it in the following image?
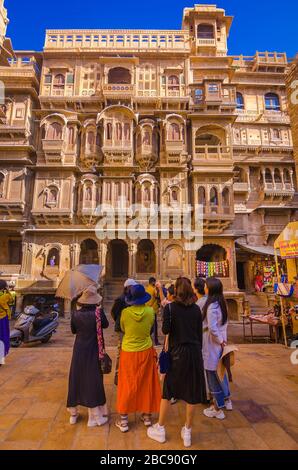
[115,416,129,433]
[141,414,152,427]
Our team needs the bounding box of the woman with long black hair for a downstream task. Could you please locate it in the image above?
[202,277,232,420]
[147,277,206,448]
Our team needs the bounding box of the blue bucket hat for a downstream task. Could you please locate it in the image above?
[125,284,151,306]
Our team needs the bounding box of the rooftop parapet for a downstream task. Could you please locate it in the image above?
[44,30,190,53]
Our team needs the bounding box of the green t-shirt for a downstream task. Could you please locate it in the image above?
[120,305,155,352]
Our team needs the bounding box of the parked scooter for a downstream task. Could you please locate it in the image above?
[10,304,59,348]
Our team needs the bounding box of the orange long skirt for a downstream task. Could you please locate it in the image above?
[116,347,162,414]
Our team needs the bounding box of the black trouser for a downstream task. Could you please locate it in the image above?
[152,314,159,345]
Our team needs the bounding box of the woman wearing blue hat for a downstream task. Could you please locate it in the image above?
[116,284,161,433]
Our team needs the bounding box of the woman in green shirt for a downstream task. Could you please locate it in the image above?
[116,284,162,433]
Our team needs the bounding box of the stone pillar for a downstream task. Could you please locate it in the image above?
[99,242,107,278]
[129,241,137,279]
[64,299,71,319]
[70,243,80,268]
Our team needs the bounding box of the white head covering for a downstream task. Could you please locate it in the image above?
[124,278,138,288]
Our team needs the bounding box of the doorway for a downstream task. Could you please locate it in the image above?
[108,240,129,279]
[236,262,246,290]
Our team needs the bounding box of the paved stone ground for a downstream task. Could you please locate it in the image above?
[0,342,297,450]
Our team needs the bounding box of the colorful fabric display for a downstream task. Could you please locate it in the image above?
[196,260,229,278]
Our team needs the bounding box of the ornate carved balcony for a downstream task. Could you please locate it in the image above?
[42,139,66,164]
[193,145,233,170]
[262,182,295,200]
[0,198,26,219]
[233,182,250,193]
[102,84,135,99]
[31,208,74,225]
[203,207,235,234]
[102,140,133,166]
[136,143,158,170]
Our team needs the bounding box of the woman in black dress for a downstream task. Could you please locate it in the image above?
[148,277,206,448]
[67,285,109,427]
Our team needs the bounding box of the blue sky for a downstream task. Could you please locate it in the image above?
[5,0,298,57]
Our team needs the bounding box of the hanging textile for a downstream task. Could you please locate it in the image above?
[196,260,229,278]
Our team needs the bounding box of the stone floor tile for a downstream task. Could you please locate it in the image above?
[227,427,270,450]
[253,422,298,450]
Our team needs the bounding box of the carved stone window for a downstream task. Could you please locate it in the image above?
[0,171,6,198]
[197,24,214,39]
[44,185,59,208]
[168,123,181,141]
[47,122,63,140]
[47,247,60,267]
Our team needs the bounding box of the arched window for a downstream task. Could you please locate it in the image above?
[265,93,280,111]
[143,129,151,145]
[45,186,58,207]
[265,168,273,183]
[236,92,245,110]
[194,88,203,104]
[47,248,60,267]
[272,128,281,140]
[283,168,291,184]
[86,131,95,150]
[124,123,130,141]
[79,239,99,265]
[85,185,92,201]
[222,188,230,214]
[47,122,63,140]
[197,24,214,39]
[171,188,179,203]
[0,172,5,198]
[53,74,65,95]
[198,186,206,206]
[116,122,122,140]
[108,67,131,84]
[169,123,180,141]
[144,185,151,204]
[274,168,282,183]
[210,187,218,209]
[106,122,112,140]
[68,127,75,146]
[168,75,179,91]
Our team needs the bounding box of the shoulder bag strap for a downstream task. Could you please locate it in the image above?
[164,303,172,352]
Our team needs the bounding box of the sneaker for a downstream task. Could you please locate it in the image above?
[170,398,177,405]
[181,426,192,448]
[225,399,233,411]
[87,416,108,428]
[115,420,129,433]
[203,406,226,420]
[147,423,166,443]
[69,414,79,425]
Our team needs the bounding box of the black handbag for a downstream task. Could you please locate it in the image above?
[100,352,112,375]
[96,307,112,375]
[158,303,172,374]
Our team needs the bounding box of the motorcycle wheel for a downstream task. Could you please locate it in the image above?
[10,338,22,348]
[41,334,52,344]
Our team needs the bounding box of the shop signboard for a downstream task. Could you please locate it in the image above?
[279,239,298,259]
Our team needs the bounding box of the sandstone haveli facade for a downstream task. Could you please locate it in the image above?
[0,3,297,318]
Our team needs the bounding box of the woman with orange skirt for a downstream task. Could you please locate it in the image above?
[116,284,161,432]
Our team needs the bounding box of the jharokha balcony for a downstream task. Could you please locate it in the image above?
[42,139,66,164]
[193,145,233,169]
